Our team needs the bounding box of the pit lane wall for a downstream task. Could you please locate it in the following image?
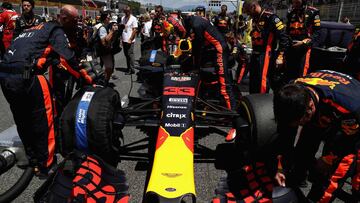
[5,0,102,19]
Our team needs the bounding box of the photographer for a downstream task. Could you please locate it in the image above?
[120,6,138,75]
[108,15,122,63]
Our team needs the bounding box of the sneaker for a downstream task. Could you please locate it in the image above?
[225,128,237,142]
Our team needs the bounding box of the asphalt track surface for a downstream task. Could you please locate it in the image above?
[0,41,348,202]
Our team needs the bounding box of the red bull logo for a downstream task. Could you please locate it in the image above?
[290,22,304,29]
[252,31,264,46]
[218,20,228,27]
[163,20,174,35]
[252,31,262,39]
[295,78,340,89]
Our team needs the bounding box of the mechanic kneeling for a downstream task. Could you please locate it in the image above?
[273,70,360,202]
[0,5,93,176]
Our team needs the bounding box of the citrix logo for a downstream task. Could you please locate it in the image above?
[166,112,186,119]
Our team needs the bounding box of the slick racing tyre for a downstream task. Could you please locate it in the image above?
[237,94,278,153]
[59,85,123,166]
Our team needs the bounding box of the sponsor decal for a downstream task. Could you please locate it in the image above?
[164,123,186,128]
[161,173,183,178]
[167,105,187,109]
[27,24,44,30]
[166,112,186,119]
[276,23,285,30]
[8,49,16,56]
[295,78,340,89]
[164,87,195,96]
[82,91,95,102]
[76,92,95,124]
[15,32,34,40]
[151,62,162,67]
[169,97,188,104]
[307,71,351,85]
[165,188,177,192]
[171,76,191,81]
[77,109,87,124]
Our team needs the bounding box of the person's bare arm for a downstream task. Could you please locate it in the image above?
[128,27,137,43]
[128,18,138,43]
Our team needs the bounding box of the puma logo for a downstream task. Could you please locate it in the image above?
[8,49,16,55]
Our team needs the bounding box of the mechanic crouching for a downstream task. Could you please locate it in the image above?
[273,70,360,202]
[183,15,238,142]
[0,5,94,176]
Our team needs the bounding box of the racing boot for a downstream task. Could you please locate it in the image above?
[225,128,236,142]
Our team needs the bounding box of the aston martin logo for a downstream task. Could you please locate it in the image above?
[161,173,183,178]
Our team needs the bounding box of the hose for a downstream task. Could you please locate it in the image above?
[0,167,34,203]
[0,148,34,203]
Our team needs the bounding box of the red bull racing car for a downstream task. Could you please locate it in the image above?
[118,40,279,202]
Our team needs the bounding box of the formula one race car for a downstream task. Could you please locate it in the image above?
[0,42,356,202]
[119,40,278,203]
